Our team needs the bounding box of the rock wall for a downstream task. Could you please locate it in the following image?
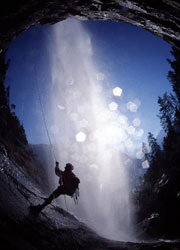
[0,0,180,51]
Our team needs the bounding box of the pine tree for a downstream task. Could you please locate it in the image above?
[167,47,180,105]
[148,132,160,159]
[135,47,180,238]
[167,48,180,133]
[158,93,176,133]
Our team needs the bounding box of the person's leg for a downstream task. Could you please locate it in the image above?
[43,187,62,206]
[34,186,65,212]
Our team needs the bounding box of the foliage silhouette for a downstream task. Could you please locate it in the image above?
[135,47,180,239]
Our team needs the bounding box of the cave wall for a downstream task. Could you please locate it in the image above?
[0,0,180,52]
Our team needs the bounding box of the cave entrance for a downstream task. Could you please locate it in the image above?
[5,18,172,241]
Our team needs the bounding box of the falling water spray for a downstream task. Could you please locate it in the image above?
[48,18,135,241]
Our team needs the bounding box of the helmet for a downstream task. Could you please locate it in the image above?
[65,163,74,171]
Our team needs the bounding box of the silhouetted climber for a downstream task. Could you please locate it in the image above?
[32,162,80,212]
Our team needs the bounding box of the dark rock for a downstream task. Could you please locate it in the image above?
[0,1,180,51]
[0,143,180,249]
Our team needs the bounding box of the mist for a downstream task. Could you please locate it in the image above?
[48,18,135,241]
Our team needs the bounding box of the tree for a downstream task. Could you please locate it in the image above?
[148,132,160,159]
[167,47,180,105]
[158,93,176,133]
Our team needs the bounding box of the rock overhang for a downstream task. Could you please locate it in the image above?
[0,0,180,51]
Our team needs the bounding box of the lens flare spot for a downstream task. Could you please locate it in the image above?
[142,160,149,168]
[135,128,144,137]
[69,113,78,121]
[57,104,66,110]
[124,138,133,148]
[113,87,123,97]
[136,151,144,159]
[127,126,135,135]
[79,118,88,128]
[89,164,99,170]
[127,101,138,112]
[124,159,132,166]
[66,78,74,86]
[133,118,141,127]
[118,115,128,128]
[76,132,87,142]
[109,102,118,111]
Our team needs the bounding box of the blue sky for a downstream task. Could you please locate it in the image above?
[5,19,172,145]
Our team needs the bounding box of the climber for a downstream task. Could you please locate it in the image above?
[31,161,80,212]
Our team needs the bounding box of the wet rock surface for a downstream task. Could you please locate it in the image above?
[0,142,180,250]
[0,0,180,51]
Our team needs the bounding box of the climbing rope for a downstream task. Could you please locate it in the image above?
[34,66,57,162]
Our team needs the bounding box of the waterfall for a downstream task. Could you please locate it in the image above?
[48,18,133,241]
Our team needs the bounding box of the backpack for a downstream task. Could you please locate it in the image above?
[70,175,80,204]
[71,175,80,190]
